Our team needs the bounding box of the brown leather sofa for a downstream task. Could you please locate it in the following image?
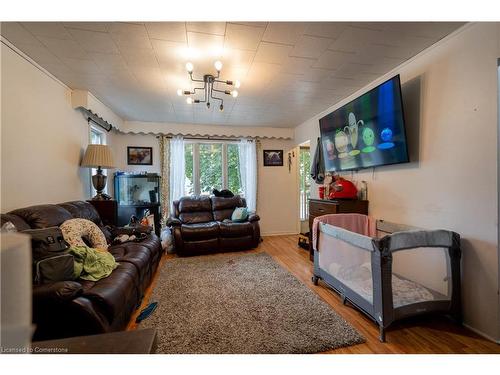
[168,195,260,256]
[0,201,163,341]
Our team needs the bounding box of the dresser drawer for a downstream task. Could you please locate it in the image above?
[309,201,338,218]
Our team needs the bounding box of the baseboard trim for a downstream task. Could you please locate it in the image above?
[261,232,299,237]
[462,323,500,344]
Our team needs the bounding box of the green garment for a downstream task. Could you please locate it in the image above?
[68,246,118,281]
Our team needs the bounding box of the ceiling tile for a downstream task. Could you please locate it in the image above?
[221,48,255,70]
[186,22,226,36]
[63,22,108,32]
[1,22,41,45]
[145,22,187,42]
[88,52,128,70]
[21,22,72,40]
[187,31,224,56]
[225,23,265,51]
[108,22,152,50]
[13,43,61,64]
[61,57,101,75]
[313,50,354,69]
[253,42,292,64]
[290,35,333,59]
[262,22,306,45]
[151,39,186,67]
[282,56,315,74]
[121,49,159,68]
[37,37,88,59]
[298,67,332,83]
[303,22,349,39]
[349,22,389,31]
[67,28,119,54]
[328,26,383,53]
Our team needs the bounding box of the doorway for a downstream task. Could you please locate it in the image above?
[298,142,311,234]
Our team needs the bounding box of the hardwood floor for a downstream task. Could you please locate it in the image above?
[128,235,500,354]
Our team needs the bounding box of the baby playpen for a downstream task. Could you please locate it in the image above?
[311,214,461,342]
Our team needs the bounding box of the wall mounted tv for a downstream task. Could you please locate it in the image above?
[319,75,409,172]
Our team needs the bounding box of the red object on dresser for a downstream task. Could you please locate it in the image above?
[328,178,358,199]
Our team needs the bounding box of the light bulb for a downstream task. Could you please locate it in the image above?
[214,60,223,71]
[234,80,241,89]
[186,97,193,104]
[177,89,183,96]
[186,62,193,73]
[231,90,238,98]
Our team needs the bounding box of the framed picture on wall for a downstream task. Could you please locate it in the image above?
[263,150,284,166]
[127,146,153,165]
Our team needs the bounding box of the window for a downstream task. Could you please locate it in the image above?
[89,126,107,195]
[184,141,243,196]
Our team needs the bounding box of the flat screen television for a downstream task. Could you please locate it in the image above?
[319,75,409,172]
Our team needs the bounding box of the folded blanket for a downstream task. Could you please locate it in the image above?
[68,246,118,281]
[312,213,377,251]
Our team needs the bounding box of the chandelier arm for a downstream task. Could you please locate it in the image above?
[214,79,230,84]
[212,88,228,94]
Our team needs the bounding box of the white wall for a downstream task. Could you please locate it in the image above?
[1,42,91,212]
[294,23,500,341]
[257,139,299,236]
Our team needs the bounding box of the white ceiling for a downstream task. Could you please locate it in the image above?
[1,22,464,128]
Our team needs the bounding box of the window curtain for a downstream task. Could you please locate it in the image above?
[238,139,257,212]
[158,135,170,225]
[169,135,185,211]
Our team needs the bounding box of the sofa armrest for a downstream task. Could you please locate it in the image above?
[248,213,260,222]
[33,281,83,303]
[167,217,182,227]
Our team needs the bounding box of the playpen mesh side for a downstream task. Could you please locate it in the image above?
[317,229,374,303]
[390,246,451,307]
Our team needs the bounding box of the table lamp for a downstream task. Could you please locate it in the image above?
[81,144,116,200]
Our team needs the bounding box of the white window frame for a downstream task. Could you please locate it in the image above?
[88,125,108,196]
[184,140,241,196]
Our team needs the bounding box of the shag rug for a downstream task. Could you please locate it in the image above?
[140,252,364,353]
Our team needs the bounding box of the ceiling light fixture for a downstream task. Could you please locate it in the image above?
[178,61,241,112]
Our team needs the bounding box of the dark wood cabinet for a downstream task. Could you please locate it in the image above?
[308,198,368,260]
[87,200,118,227]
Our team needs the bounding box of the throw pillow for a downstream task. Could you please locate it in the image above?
[231,207,249,222]
[60,218,108,250]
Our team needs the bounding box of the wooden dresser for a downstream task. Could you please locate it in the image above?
[308,198,369,260]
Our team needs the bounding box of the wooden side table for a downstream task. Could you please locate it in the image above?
[87,199,118,226]
[32,328,157,354]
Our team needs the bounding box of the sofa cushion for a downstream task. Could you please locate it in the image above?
[212,196,245,221]
[9,204,73,229]
[181,222,219,240]
[179,211,214,224]
[58,201,103,226]
[178,196,212,213]
[219,221,254,238]
[81,262,139,323]
[0,213,31,231]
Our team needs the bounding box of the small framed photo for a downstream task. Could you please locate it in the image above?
[127,146,153,165]
[263,150,284,166]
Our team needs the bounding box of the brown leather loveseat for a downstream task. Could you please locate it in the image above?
[168,196,260,256]
[0,200,163,341]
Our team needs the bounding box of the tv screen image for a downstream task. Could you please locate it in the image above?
[319,75,409,172]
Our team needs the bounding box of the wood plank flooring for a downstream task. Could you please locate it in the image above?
[128,235,500,354]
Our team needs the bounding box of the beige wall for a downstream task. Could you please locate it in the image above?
[1,42,91,212]
[294,23,500,341]
[257,139,299,236]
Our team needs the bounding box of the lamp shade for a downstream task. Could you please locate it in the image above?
[81,144,115,169]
